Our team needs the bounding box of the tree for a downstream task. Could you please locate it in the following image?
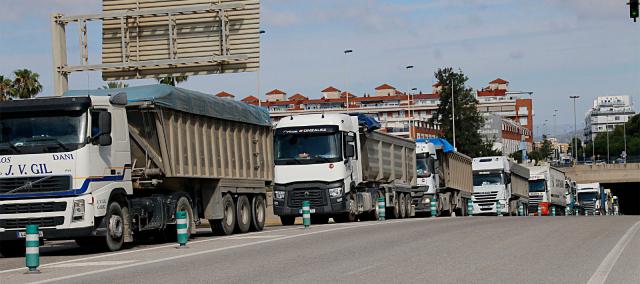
[102,81,129,89]
[428,67,493,157]
[11,69,42,99]
[156,75,188,86]
[0,75,13,101]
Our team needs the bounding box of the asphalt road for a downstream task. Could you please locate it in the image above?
[1,216,639,284]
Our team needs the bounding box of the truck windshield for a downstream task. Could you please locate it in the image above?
[0,111,87,155]
[274,128,342,165]
[578,192,598,202]
[416,157,433,178]
[473,173,503,186]
[529,180,546,192]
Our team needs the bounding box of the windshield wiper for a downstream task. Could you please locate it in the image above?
[0,142,21,154]
[27,137,70,152]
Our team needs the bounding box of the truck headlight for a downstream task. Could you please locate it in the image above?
[73,199,85,221]
[274,191,285,200]
[422,197,430,204]
[329,187,343,198]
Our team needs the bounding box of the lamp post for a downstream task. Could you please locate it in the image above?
[451,76,456,150]
[257,30,265,107]
[344,49,353,111]
[570,96,580,165]
[405,65,414,138]
[606,117,610,164]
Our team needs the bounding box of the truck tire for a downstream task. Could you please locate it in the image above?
[280,216,296,226]
[387,193,401,219]
[311,215,329,224]
[104,201,125,251]
[250,195,266,231]
[235,195,251,234]
[399,194,407,219]
[211,194,236,236]
[165,196,195,240]
[0,240,24,257]
[405,194,412,218]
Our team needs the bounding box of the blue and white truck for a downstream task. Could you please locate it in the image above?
[0,85,273,255]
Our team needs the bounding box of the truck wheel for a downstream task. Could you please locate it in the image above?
[405,194,412,218]
[235,195,251,234]
[0,240,25,257]
[211,194,236,236]
[387,194,400,219]
[104,201,125,251]
[250,195,266,231]
[280,216,296,226]
[398,194,407,219]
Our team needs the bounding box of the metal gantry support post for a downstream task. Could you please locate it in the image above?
[25,225,40,274]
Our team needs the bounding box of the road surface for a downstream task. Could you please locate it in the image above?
[1,216,639,283]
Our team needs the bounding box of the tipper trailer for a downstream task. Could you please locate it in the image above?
[272,113,417,224]
[471,157,529,216]
[415,138,473,216]
[0,85,273,254]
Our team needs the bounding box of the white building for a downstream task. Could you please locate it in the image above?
[584,96,635,143]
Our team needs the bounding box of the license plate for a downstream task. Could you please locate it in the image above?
[298,209,316,214]
[16,231,44,238]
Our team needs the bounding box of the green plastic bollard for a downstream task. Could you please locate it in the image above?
[430,197,437,218]
[518,203,524,216]
[302,201,311,229]
[176,211,188,248]
[496,201,503,216]
[25,224,40,274]
[467,199,473,217]
[377,197,385,221]
[537,205,542,216]
[551,206,556,216]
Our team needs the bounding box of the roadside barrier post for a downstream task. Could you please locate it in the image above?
[537,205,542,216]
[377,197,385,221]
[496,202,502,216]
[518,203,524,216]
[176,211,188,248]
[25,224,40,274]
[302,201,311,229]
[565,207,570,216]
[467,199,473,217]
[551,206,556,216]
[430,196,437,218]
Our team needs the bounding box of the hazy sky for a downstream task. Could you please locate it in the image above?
[0,0,639,133]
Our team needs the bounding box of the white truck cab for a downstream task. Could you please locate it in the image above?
[471,156,511,215]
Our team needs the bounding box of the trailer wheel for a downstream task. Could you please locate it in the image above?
[103,201,125,251]
[280,216,296,226]
[250,195,266,231]
[387,193,401,219]
[405,194,412,218]
[211,194,236,236]
[235,195,251,234]
[398,194,407,219]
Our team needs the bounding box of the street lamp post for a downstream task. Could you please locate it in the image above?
[451,77,456,150]
[606,117,610,163]
[257,30,265,107]
[570,96,580,165]
[405,65,414,138]
[344,49,353,111]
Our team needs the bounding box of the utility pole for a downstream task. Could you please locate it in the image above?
[406,65,414,138]
[343,49,353,111]
[257,30,265,107]
[570,96,580,165]
[606,120,610,164]
[451,76,456,150]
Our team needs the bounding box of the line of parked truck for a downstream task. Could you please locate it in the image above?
[0,85,620,256]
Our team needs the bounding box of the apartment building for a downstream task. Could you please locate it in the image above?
[584,96,635,143]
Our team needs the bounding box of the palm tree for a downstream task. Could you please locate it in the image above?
[0,75,13,101]
[156,75,188,86]
[11,69,43,99]
[102,81,129,89]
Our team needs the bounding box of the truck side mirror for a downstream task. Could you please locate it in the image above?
[346,133,356,143]
[346,144,355,158]
[98,112,112,146]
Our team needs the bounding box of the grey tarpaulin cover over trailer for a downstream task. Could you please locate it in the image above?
[63,84,271,127]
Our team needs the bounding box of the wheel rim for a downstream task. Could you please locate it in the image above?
[108,214,123,239]
[225,202,234,227]
[256,200,265,223]
[242,203,250,224]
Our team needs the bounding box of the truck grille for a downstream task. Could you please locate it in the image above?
[0,176,71,195]
[288,189,327,208]
[0,217,64,229]
[529,196,542,206]
[0,202,67,214]
[473,191,498,206]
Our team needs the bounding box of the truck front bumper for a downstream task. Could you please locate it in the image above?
[272,181,349,217]
[0,195,96,241]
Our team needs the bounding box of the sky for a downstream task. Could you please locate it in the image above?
[0,0,639,135]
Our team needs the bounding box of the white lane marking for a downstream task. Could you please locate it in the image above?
[0,226,299,274]
[345,264,378,276]
[48,260,138,268]
[30,218,429,284]
[587,220,640,284]
[227,235,285,240]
